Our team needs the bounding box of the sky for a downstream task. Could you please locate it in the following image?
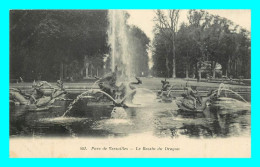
[126,9,251,41]
[126,9,251,68]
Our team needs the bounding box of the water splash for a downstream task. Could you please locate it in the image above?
[62,90,117,117]
[111,107,127,119]
[216,83,248,103]
[62,90,93,117]
[122,88,157,107]
[217,83,226,96]
[90,79,100,91]
[38,81,53,88]
[219,88,248,103]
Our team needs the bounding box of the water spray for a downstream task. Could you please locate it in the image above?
[216,83,248,103]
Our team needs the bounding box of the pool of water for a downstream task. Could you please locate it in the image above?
[10,91,251,139]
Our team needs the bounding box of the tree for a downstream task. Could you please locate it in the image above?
[152,31,171,77]
[187,10,213,80]
[176,23,195,78]
[153,10,180,78]
[128,25,150,76]
[10,10,109,81]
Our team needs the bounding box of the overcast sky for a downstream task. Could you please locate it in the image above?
[126,9,251,41]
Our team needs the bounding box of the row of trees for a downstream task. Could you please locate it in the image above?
[10,10,150,81]
[10,10,109,81]
[152,10,251,79]
[128,25,150,76]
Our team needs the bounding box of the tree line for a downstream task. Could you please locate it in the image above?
[152,10,251,79]
[10,10,150,82]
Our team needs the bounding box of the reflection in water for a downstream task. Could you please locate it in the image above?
[10,92,251,139]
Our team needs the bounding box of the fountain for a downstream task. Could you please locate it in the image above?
[216,83,248,103]
[62,10,146,117]
[10,11,251,139]
[90,79,100,91]
[62,89,117,117]
[108,10,132,78]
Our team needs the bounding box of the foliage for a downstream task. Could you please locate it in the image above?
[10,10,109,81]
[128,25,150,76]
[153,10,180,78]
[152,10,251,79]
[10,10,151,81]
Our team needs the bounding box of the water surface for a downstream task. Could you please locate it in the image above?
[10,92,251,139]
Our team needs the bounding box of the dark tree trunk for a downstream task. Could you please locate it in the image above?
[172,40,176,78]
[185,63,189,78]
[60,62,63,80]
[212,61,216,79]
[164,41,170,78]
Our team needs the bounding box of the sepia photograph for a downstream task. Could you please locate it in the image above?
[9,9,251,158]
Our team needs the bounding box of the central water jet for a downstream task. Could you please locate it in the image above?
[108,10,132,82]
